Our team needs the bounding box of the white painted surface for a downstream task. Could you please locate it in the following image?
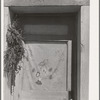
[3,7,12,100]
[4,0,89,6]
[89,0,99,100]
[80,6,89,100]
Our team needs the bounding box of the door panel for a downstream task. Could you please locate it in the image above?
[21,91,68,100]
[23,43,67,91]
[14,41,72,100]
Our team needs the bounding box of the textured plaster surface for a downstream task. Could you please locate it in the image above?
[5,0,89,6]
[80,6,89,100]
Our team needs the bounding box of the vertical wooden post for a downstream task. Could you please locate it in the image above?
[67,41,72,91]
[80,6,89,100]
[4,7,12,100]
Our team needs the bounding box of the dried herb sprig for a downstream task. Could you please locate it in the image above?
[4,18,25,94]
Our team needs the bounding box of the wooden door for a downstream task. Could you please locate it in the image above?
[19,41,72,100]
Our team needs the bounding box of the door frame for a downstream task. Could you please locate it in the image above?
[4,6,89,100]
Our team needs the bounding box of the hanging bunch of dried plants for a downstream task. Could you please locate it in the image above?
[4,18,25,94]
